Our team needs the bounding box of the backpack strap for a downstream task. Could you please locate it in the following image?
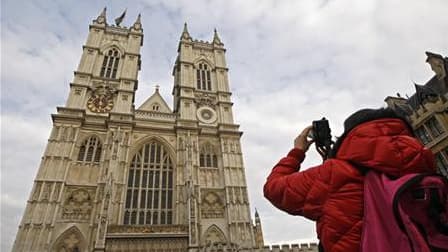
[428,183,448,235]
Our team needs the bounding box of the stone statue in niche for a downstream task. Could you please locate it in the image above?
[53,227,85,252]
[57,234,80,252]
[53,183,61,201]
[204,225,226,245]
[33,183,42,201]
[41,183,52,201]
[62,189,93,221]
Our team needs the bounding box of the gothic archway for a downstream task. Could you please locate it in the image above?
[52,226,87,252]
[203,225,227,245]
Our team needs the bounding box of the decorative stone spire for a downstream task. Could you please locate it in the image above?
[180,22,192,41]
[155,84,160,93]
[212,28,223,45]
[131,13,142,32]
[115,8,127,26]
[93,7,107,25]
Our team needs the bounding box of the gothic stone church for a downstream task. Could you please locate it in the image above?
[12,9,265,252]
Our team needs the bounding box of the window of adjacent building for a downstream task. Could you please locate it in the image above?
[435,152,448,177]
[77,136,102,163]
[152,103,160,111]
[124,141,173,225]
[414,126,432,145]
[199,143,218,168]
[100,48,120,79]
[425,117,445,138]
[196,63,212,91]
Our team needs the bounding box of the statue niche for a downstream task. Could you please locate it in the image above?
[203,225,226,246]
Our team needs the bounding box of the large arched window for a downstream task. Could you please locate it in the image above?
[77,136,102,163]
[100,48,120,79]
[124,141,174,225]
[199,143,218,168]
[196,63,212,91]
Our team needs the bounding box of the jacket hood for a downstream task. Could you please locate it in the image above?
[336,118,435,177]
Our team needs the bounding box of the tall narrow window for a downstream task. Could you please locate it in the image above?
[196,63,212,91]
[100,48,120,79]
[124,141,174,225]
[435,153,448,177]
[199,143,218,168]
[77,136,102,163]
[414,126,432,145]
[425,117,444,138]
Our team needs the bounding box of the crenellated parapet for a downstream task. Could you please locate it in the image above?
[256,243,319,252]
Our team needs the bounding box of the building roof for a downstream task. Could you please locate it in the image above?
[389,52,447,112]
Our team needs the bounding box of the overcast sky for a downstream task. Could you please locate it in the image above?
[1,0,447,250]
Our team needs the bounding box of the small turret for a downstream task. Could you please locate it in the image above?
[253,208,264,248]
[115,9,127,27]
[93,7,107,25]
[180,22,192,42]
[131,13,143,32]
[213,28,224,46]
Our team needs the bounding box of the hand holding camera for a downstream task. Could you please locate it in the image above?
[295,118,334,161]
[294,126,314,152]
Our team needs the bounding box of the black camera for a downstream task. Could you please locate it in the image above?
[311,117,332,150]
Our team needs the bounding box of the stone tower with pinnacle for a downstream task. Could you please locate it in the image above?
[12,9,263,252]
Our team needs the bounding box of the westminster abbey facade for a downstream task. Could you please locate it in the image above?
[12,9,266,252]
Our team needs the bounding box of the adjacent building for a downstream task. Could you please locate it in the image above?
[385,51,448,177]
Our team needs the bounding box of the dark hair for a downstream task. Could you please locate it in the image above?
[329,107,413,158]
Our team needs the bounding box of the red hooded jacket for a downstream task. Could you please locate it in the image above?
[264,118,435,252]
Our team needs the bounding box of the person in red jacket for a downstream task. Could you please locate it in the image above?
[263,108,436,252]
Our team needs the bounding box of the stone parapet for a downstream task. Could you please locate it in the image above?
[255,243,318,252]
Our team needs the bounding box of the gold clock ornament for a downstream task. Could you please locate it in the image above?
[86,84,116,113]
[87,94,114,113]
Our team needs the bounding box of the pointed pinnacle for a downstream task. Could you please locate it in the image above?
[213,28,222,44]
[181,22,191,40]
[94,6,107,25]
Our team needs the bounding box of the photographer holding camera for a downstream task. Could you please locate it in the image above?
[263,108,436,252]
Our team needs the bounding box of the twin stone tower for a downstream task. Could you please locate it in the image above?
[12,8,265,252]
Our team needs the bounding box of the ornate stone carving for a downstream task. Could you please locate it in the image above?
[201,190,224,218]
[61,188,93,221]
[194,93,218,108]
[52,226,86,252]
[203,225,226,245]
[107,225,189,234]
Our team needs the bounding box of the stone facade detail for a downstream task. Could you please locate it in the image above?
[61,188,93,221]
[201,190,225,219]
